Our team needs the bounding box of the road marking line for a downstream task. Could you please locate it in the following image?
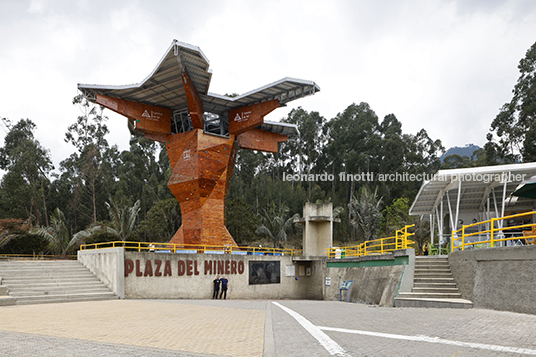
[318,326,536,355]
[272,302,348,356]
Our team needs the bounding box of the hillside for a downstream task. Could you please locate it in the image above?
[440,144,481,162]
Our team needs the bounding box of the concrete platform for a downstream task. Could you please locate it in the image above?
[394,297,474,308]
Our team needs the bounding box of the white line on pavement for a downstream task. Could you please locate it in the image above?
[272,302,348,357]
[318,326,536,355]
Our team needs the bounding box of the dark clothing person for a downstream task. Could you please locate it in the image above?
[220,277,228,299]
[212,277,220,299]
[423,243,429,256]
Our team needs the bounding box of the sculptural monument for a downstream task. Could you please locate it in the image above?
[78,40,319,247]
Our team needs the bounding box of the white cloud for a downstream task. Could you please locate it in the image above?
[1,0,536,179]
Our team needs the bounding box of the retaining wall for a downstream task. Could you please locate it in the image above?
[123,252,323,300]
[78,248,324,300]
[449,245,536,315]
[322,249,414,306]
[76,248,414,304]
[78,247,125,298]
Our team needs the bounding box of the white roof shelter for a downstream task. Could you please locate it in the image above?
[409,162,536,247]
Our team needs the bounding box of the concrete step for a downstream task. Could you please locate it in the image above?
[0,269,91,275]
[16,292,118,305]
[0,296,16,306]
[1,260,117,305]
[0,266,90,272]
[415,256,449,261]
[394,297,473,309]
[0,286,8,295]
[414,277,455,283]
[414,268,451,273]
[6,282,104,290]
[3,277,100,285]
[414,264,450,269]
[398,292,462,299]
[1,273,97,280]
[413,282,458,289]
[9,287,112,296]
[402,256,473,309]
[412,287,460,294]
[414,272,453,278]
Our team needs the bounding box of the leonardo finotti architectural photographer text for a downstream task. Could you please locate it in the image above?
[282,172,526,183]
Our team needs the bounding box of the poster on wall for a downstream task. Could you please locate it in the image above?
[249,261,280,285]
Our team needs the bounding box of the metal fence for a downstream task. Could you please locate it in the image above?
[80,241,302,256]
[326,225,415,259]
[451,211,536,251]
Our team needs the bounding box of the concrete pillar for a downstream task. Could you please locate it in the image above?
[295,202,340,257]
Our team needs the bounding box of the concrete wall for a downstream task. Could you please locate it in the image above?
[322,249,414,306]
[78,248,125,298]
[123,252,324,300]
[76,248,413,305]
[449,245,536,315]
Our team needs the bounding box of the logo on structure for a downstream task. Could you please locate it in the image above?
[233,111,251,123]
[182,149,192,161]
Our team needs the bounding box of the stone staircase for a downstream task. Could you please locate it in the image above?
[0,260,118,305]
[0,275,16,306]
[395,256,473,308]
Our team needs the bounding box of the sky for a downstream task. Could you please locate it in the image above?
[1,0,536,177]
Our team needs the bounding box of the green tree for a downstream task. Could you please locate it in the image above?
[0,118,53,226]
[280,108,327,193]
[136,198,181,242]
[489,41,536,162]
[79,198,141,243]
[348,186,383,242]
[255,202,299,248]
[225,197,260,245]
[441,154,474,169]
[0,218,30,249]
[62,95,113,227]
[380,197,411,236]
[30,208,88,257]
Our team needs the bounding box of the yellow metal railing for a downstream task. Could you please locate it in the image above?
[80,241,302,256]
[326,225,415,259]
[452,211,536,252]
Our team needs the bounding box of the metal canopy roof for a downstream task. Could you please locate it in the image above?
[78,40,319,136]
[409,163,536,216]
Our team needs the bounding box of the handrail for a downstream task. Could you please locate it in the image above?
[79,241,302,256]
[326,225,415,259]
[452,211,536,252]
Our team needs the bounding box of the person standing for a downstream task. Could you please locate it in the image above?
[212,275,220,299]
[220,276,229,299]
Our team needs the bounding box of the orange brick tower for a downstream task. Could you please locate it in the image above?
[78,40,319,247]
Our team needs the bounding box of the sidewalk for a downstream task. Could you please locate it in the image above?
[0,299,266,357]
[2,299,536,356]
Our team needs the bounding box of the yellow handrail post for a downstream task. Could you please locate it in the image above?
[451,230,454,254]
[462,225,465,251]
[381,238,384,255]
[491,218,495,248]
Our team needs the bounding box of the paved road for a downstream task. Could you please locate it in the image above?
[1,299,536,356]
